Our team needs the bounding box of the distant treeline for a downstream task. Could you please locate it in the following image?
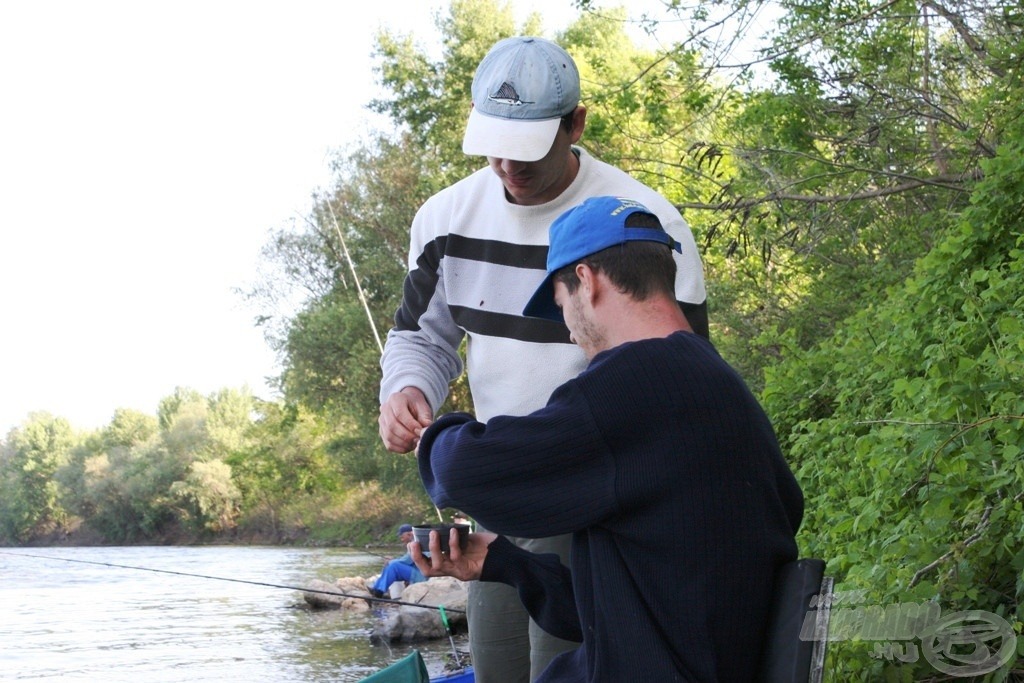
[0,389,438,547]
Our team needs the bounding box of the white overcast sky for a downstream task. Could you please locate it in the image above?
[0,0,594,436]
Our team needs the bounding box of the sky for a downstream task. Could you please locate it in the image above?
[1,0,598,436]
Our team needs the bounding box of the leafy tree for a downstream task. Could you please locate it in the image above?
[103,408,159,448]
[249,136,471,499]
[75,440,165,542]
[226,401,338,537]
[56,388,258,542]
[204,387,258,459]
[0,413,77,541]
[708,0,1014,373]
[170,459,241,534]
[561,1,1022,390]
[55,410,155,525]
[157,386,205,431]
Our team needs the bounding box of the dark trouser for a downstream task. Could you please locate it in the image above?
[467,531,579,683]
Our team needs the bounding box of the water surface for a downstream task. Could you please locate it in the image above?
[0,545,467,682]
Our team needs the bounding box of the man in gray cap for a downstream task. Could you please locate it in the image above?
[377,36,708,682]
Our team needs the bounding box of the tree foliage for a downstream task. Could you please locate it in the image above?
[631,0,1008,390]
[762,111,1024,681]
[0,386,436,546]
[170,459,241,533]
[0,413,77,541]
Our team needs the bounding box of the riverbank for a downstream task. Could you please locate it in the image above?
[11,517,387,550]
[10,518,421,565]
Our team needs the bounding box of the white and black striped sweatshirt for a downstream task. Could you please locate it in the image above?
[379,147,707,422]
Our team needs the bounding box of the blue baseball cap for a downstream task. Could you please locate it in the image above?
[397,524,413,536]
[522,196,682,322]
[462,36,580,162]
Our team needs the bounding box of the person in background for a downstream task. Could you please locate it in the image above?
[369,524,425,599]
[377,36,708,683]
[409,196,803,682]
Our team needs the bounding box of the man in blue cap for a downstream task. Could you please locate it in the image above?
[378,35,708,682]
[410,197,803,682]
[369,523,424,599]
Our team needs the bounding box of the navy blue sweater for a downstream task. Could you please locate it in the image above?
[418,331,803,682]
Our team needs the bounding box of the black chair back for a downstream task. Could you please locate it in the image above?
[758,558,830,683]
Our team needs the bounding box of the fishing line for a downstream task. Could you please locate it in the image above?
[0,550,464,614]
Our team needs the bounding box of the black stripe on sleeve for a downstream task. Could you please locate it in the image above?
[393,236,446,332]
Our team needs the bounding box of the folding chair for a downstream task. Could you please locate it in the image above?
[758,558,834,683]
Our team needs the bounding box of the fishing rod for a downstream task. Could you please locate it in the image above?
[317,198,444,524]
[0,550,464,614]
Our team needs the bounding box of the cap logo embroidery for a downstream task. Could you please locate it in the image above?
[488,81,533,107]
[609,198,648,216]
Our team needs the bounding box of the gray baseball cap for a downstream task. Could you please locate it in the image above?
[462,36,581,162]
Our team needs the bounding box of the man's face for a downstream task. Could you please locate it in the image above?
[399,531,413,544]
[487,109,582,206]
[554,278,604,360]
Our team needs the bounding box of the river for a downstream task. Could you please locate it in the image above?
[0,545,468,682]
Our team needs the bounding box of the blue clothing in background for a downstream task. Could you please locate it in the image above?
[372,554,425,595]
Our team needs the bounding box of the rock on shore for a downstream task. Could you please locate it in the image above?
[370,577,469,643]
[301,577,375,611]
[301,575,469,642]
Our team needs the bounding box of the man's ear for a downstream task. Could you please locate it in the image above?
[574,263,591,289]
[575,263,600,305]
[569,106,587,144]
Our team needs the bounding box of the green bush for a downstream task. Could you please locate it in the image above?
[762,119,1024,680]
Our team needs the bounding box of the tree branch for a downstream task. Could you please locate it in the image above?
[909,505,993,588]
[676,169,983,212]
[921,0,1005,78]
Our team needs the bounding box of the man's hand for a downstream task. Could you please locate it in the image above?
[409,528,497,582]
[379,387,433,453]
